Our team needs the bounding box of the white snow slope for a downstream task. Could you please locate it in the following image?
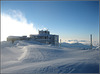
[1,40,100,73]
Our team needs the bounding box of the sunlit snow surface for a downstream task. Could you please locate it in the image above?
[1,41,99,73]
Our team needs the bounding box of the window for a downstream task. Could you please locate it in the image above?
[45,37,46,39]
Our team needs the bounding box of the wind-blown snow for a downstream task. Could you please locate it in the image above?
[1,40,99,73]
[1,10,38,41]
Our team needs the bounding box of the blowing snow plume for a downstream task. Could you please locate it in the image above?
[1,10,38,41]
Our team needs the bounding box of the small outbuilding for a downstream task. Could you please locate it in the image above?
[7,36,28,43]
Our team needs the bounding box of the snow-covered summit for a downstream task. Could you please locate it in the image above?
[1,41,99,73]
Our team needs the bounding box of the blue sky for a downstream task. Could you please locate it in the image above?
[1,1,99,43]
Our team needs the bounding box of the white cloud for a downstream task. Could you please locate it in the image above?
[1,10,38,41]
[66,39,98,46]
[66,39,89,44]
[67,40,78,43]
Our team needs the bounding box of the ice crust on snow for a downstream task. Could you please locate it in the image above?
[1,40,99,73]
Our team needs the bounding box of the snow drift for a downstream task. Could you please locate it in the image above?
[1,40,99,73]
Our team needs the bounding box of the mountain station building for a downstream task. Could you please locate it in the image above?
[30,30,59,45]
[7,30,59,45]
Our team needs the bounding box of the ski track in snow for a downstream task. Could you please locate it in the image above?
[1,41,99,73]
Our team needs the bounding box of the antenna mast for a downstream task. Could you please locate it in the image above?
[90,34,92,49]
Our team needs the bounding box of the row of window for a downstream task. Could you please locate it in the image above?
[32,36,52,39]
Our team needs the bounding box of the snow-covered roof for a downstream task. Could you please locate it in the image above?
[7,36,21,39]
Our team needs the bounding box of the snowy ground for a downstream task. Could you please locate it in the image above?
[1,40,100,73]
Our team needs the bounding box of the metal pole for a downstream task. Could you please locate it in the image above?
[90,34,92,49]
[60,39,61,47]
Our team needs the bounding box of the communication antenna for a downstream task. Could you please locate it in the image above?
[90,34,92,49]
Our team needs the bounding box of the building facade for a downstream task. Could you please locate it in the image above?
[7,30,59,45]
[30,30,59,45]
